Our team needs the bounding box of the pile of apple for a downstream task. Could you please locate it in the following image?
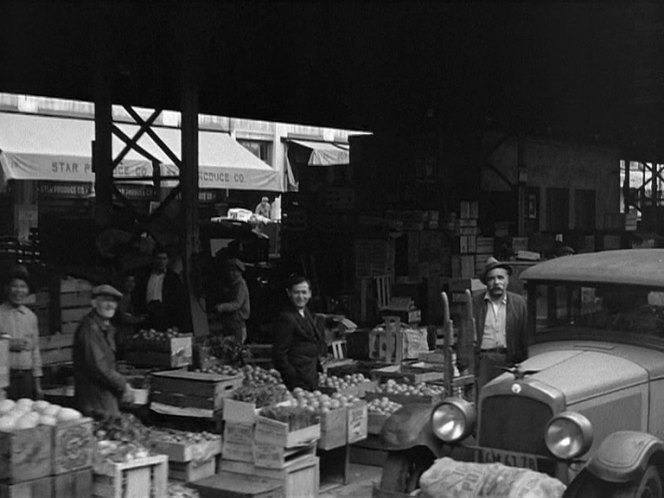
[199,363,243,377]
[241,365,282,386]
[286,387,362,414]
[318,372,370,390]
[367,397,402,416]
[0,399,82,431]
[374,379,447,397]
[149,427,219,445]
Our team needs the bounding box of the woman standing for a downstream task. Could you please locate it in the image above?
[273,275,326,391]
[0,267,43,400]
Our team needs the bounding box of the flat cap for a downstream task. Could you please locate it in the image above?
[92,284,123,299]
[480,256,513,284]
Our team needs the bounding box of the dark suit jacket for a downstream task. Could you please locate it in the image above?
[272,306,326,391]
[459,290,528,369]
[134,268,186,331]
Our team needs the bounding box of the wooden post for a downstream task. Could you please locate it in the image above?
[180,78,208,337]
[93,37,113,228]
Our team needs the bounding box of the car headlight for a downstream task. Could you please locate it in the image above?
[545,411,593,460]
[431,397,476,443]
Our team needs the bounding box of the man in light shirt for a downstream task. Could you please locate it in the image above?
[459,257,528,389]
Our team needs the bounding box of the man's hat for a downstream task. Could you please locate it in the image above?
[480,256,513,283]
[224,258,246,273]
[92,284,123,300]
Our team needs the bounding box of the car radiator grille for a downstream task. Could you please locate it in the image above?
[478,395,553,456]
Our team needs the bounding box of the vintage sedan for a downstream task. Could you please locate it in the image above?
[425,249,664,497]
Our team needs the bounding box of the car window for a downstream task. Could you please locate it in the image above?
[534,283,664,339]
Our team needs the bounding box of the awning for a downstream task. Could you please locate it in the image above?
[0,112,283,191]
[289,139,350,166]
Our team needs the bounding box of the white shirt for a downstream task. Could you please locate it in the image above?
[481,293,507,349]
[146,272,165,302]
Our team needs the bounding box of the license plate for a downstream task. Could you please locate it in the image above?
[478,448,539,470]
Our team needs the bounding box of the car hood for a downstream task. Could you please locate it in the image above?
[490,348,648,404]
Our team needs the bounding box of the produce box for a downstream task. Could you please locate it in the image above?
[219,454,319,497]
[93,454,167,498]
[0,476,52,498]
[168,456,216,482]
[367,412,390,435]
[53,467,92,498]
[364,391,445,406]
[254,416,320,449]
[223,422,255,463]
[150,430,222,463]
[347,401,368,444]
[253,441,317,470]
[318,407,347,451]
[52,417,94,474]
[150,370,243,413]
[188,471,285,498]
[0,425,52,482]
[370,364,445,384]
[222,399,261,424]
[125,335,193,368]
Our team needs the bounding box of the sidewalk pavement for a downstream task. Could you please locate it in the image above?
[319,463,382,498]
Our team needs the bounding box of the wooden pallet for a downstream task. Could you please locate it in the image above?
[93,454,167,498]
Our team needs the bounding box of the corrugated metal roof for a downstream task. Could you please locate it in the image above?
[520,249,664,287]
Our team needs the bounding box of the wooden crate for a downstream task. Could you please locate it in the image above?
[253,442,317,470]
[318,407,347,451]
[125,335,193,368]
[254,416,320,449]
[40,334,74,367]
[370,364,445,384]
[93,454,167,498]
[53,417,94,474]
[189,470,284,498]
[0,425,52,482]
[364,391,445,406]
[220,455,319,498]
[150,370,242,411]
[150,433,222,463]
[54,467,93,498]
[0,476,52,498]
[223,422,255,463]
[168,457,216,482]
[347,401,368,444]
[223,399,260,423]
[0,339,7,388]
[367,412,390,435]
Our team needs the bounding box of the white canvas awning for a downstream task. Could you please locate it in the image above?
[0,112,283,191]
[289,139,350,166]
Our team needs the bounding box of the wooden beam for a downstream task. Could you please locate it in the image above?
[112,108,161,167]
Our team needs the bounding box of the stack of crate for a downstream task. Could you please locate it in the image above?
[452,201,479,280]
[475,237,495,275]
[0,416,94,498]
[59,278,92,335]
[150,429,222,483]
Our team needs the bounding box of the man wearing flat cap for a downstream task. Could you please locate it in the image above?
[73,284,133,418]
[458,257,528,389]
[214,258,250,343]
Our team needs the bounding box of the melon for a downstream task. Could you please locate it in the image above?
[32,400,50,413]
[56,408,82,422]
[0,399,15,414]
[43,405,61,418]
[39,415,57,426]
[14,416,38,430]
[0,416,16,432]
[16,398,33,411]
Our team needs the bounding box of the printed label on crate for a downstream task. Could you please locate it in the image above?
[224,422,254,445]
[54,419,93,474]
[347,402,368,443]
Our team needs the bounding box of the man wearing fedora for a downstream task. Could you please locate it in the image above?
[459,256,528,389]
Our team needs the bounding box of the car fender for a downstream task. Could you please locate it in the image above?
[380,403,446,456]
[584,431,664,483]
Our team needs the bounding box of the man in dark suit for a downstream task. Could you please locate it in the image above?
[133,247,186,331]
[273,275,326,391]
[459,257,528,389]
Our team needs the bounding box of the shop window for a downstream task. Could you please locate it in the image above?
[575,189,595,230]
[546,188,569,232]
[238,139,272,165]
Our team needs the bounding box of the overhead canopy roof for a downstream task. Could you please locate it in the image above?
[288,139,350,166]
[0,112,282,191]
[2,3,663,158]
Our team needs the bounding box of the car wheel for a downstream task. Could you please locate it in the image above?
[614,465,663,498]
[379,449,433,493]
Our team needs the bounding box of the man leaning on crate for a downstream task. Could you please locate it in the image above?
[73,284,134,419]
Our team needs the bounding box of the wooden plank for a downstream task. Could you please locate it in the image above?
[53,467,92,498]
[53,417,94,474]
[0,476,53,498]
[0,426,53,483]
[253,442,316,470]
[318,407,347,451]
[93,454,167,498]
[254,417,320,449]
[168,457,216,482]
